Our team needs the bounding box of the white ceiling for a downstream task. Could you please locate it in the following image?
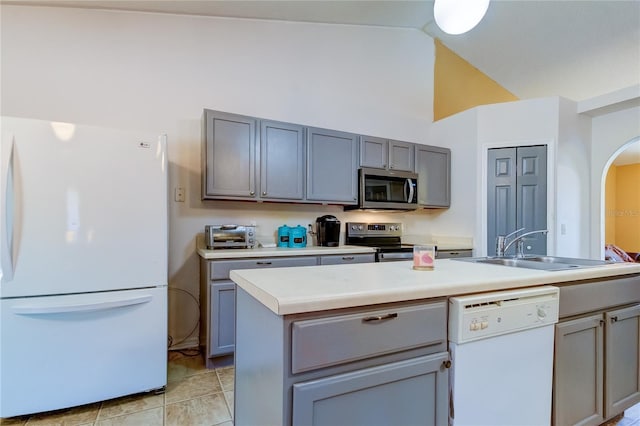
[4,0,640,164]
[7,0,640,103]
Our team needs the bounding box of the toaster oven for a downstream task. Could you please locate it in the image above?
[205,225,256,249]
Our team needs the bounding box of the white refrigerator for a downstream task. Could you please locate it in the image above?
[0,117,168,417]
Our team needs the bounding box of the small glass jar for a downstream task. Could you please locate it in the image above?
[413,244,436,270]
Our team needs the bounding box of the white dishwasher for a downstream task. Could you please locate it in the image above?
[448,286,559,426]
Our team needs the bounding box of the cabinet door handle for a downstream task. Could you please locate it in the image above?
[256,261,272,266]
[611,316,619,323]
[599,319,605,327]
[342,256,355,261]
[442,360,452,369]
[362,313,398,322]
[249,191,255,196]
[262,191,267,196]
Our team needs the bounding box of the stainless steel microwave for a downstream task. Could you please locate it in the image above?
[347,168,419,211]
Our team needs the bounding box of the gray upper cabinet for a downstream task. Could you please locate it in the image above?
[202,111,304,202]
[202,109,257,199]
[388,140,414,171]
[359,137,414,172]
[260,120,305,200]
[359,135,388,169]
[415,144,451,208]
[306,127,358,204]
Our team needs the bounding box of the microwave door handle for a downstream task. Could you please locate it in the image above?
[407,178,415,203]
[404,178,408,201]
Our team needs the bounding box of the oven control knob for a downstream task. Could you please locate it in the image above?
[358,225,364,230]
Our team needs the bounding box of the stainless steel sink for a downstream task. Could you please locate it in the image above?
[521,256,611,267]
[454,256,613,271]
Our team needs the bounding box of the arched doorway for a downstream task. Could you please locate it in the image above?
[602,136,640,260]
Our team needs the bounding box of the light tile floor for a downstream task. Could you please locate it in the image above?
[0,351,233,426]
[2,350,639,426]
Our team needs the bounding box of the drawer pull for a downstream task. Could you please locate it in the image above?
[256,261,272,266]
[342,256,355,261]
[362,313,398,322]
[611,316,619,323]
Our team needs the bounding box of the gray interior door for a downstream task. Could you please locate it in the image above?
[487,147,517,255]
[487,145,547,256]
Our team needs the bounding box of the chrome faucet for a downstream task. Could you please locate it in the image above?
[496,228,548,257]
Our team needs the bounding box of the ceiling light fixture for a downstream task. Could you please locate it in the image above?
[434,0,491,35]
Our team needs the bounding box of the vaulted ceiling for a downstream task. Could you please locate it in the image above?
[7,0,639,103]
[4,0,639,163]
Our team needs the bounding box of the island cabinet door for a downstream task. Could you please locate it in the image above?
[605,304,640,418]
[553,314,604,426]
[292,352,449,426]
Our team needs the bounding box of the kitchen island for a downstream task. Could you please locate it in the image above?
[230,259,640,426]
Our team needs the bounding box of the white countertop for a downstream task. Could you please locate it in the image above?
[197,244,375,260]
[230,259,640,315]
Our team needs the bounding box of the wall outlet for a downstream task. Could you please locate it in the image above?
[175,187,185,202]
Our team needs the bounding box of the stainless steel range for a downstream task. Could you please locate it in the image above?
[346,222,415,262]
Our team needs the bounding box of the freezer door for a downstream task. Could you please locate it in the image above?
[0,287,167,417]
[0,117,167,298]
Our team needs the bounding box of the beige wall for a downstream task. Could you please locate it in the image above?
[1,5,438,349]
[433,39,518,121]
[605,166,617,244]
[614,164,640,252]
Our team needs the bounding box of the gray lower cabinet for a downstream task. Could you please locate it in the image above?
[553,276,640,426]
[435,249,473,259]
[210,281,236,357]
[605,304,640,417]
[235,291,450,426]
[306,127,358,204]
[318,253,375,265]
[554,314,604,426]
[415,144,451,208]
[292,352,448,426]
[199,255,318,367]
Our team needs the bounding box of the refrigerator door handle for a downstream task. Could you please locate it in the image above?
[11,294,153,315]
[2,138,16,282]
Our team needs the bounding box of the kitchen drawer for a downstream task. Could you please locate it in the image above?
[436,249,472,259]
[319,253,375,265]
[210,257,317,280]
[291,300,446,374]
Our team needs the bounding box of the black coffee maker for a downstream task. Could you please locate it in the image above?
[315,215,341,247]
